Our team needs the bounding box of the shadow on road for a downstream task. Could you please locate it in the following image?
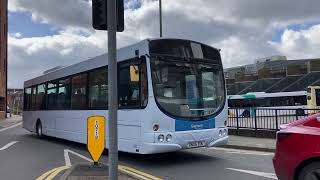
[23,133,221,167]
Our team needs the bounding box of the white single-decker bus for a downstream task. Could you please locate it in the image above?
[23,38,228,154]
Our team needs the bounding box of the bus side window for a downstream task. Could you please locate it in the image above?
[57,78,71,109]
[37,84,46,110]
[24,88,32,111]
[31,86,37,110]
[118,58,148,109]
[88,68,108,109]
[71,73,88,110]
[47,82,57,110]
[119,64,140,108]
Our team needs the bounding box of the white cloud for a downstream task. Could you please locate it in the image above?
[8,29,107,88]
[7,0,320,88]
[13,32,23,38]
[269,25,320,59]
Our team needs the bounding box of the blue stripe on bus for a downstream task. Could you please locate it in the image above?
[175,118,215,131]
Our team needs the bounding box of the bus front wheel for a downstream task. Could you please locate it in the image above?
[36,120,43,138]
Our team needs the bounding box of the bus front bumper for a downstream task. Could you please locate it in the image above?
[208,136,229,147]
[141,135,229,154]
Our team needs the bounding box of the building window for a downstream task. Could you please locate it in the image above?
[71,73,87,109]
[89,68,108,109]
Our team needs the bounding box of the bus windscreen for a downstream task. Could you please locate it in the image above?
[149,39,221,64]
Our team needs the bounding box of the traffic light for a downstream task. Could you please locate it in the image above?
[92,0,124,32]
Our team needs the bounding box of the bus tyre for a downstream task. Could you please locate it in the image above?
[298,161,320,180]
[36,121,43,138]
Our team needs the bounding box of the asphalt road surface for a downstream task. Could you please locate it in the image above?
[0,122,277,180]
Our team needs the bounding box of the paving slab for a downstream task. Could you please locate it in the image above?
[0,115,22,128]
[223,135,276,152]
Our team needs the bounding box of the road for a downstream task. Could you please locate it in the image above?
[0,121,277,180]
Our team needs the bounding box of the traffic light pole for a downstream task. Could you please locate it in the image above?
[159,0,162,37]
[107,0,118,179]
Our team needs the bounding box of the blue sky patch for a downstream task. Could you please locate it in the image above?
[9,11,60,38]
[272,21,320,42]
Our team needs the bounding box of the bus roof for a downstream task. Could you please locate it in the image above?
[24,38,220,88]
[228,91,307,99]
[24,39,150,87]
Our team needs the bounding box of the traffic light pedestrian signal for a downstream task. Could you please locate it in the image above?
[92,0,124,32]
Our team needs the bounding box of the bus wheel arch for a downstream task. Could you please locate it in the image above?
[36,119,43,138]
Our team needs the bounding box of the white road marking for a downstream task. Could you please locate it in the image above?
[227,168,278,180]
[0,141,19,151]
[211,147,274,156]
[0,122,22,132]
[225,151,274,156]
[64,149,93,166]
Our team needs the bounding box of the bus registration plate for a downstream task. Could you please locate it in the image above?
[187,141,206,148]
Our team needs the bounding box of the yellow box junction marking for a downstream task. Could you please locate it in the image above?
[87,116,106,163]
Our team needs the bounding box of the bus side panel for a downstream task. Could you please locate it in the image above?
[23,111,35,132]
[117,110,143,153]
[54,110,100,144]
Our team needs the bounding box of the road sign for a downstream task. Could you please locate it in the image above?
[92,0,124,32]
[87,116,106,163]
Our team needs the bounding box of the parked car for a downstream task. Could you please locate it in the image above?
[273,114,320,180]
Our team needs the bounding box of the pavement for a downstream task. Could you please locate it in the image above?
[0,116,278,180]
[224,135,276,152]
[0,115,22,128]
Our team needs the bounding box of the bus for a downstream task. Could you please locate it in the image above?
[307,86,320,114]
[228,91,307,117]
[23,38,228,154]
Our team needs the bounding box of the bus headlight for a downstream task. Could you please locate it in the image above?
[166,134,172,142]
[219,130,223,137]
[158,134,165,142]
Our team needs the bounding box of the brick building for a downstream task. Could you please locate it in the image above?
[0,0,7,119]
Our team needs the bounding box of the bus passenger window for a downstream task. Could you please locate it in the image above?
[37,84,46,110]
[31,86,37,110]
[89,68,108,109]
[24,88,32,111]
[71,74,88,109]
[119,65,140,108]
[47,82,57,109]
[57,78,71,109]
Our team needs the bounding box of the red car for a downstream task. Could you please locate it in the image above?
[273,114,320,180]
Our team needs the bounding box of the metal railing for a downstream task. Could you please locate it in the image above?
[227,108,320,132]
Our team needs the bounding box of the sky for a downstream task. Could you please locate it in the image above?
[7,0,320,88]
